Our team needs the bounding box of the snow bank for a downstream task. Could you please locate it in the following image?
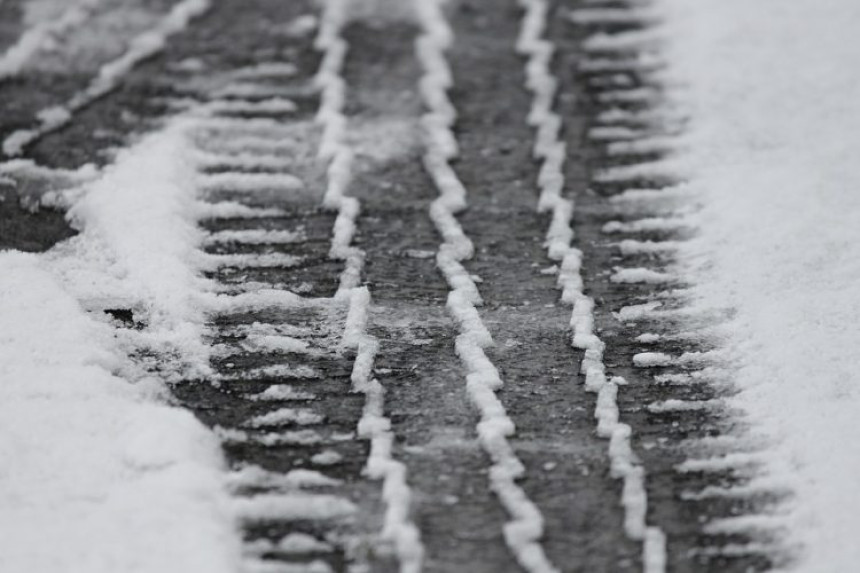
[0,252,239,573]
[656,0,860,569]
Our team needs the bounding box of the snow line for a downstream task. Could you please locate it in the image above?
[313,2,424,571]
[414,2,557,571]
[2,0,211,156]
[0,0,106,79]
[516,1,666,571]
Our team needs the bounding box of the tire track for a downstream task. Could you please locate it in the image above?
[340,14,517,573]
[414,2,558,571]
[175,3,427,570]
[313,2,423,569]
[516,1,666,570]
[155,15,391,573]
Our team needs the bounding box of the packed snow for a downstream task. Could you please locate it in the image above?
[656,0,860,569]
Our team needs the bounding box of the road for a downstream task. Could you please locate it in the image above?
[0,0,782,571]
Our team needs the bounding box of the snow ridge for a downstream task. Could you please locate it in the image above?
[314,3,424,571]
[516,2,666,571]
[415,2,558,571]
[2,0,211,156]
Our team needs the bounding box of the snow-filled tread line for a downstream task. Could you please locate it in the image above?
[415,2,558,572]
[314,1,424,570]
[517,2,667,571]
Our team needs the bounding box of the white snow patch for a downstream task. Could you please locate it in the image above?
[219,364,321,381]
[53,119,213,379]
[0,252,239,573]
[311,450,344,466]
[611,267,675,284]
[227,466,340,490]
[244,408,324,428]
[244,533,333,556]
[251,386,316,402]
[232,494,356,522]
[656,0,860,566]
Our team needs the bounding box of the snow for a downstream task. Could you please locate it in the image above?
[245,533,333,556]
[204,229,305,247]
[610,267,674,284]
[617,239,680,256]
[232,493,357,522]
[632,352,671,368]
[199,172,305,193]
[244,408,324,428]
[311,450,344,466]
[202,96,298,114]
[654,0,860,568]
[242,559,333,573]
[194,201,286,219]
[220,364,321,381]
[54,120,213,379]
[0,253,239,573]
[602,216,691,234]
[217,428,325,447]
[228,466,341,490]
[251,386,316,402]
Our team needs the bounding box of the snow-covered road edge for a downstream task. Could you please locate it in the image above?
[0,251,239,573]
[0,121,239,572]
[654,0,860,570]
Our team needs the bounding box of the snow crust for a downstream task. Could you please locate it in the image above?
[655,0,860,568]
[0,253,239,573]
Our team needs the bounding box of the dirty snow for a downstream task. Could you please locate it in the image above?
[657,0,860,569]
